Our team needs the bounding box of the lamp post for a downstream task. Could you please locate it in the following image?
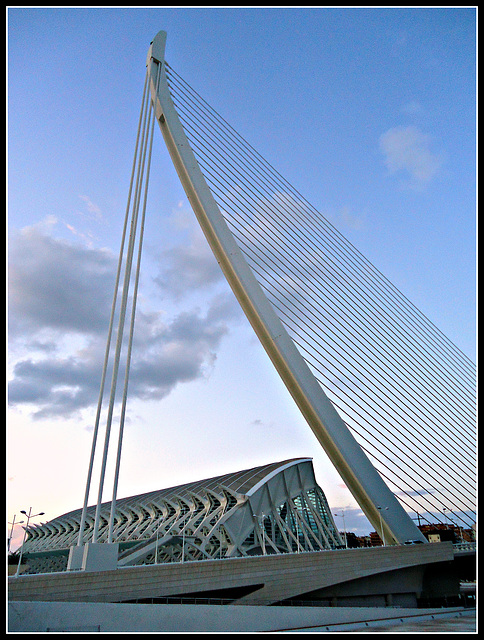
[442,508,462,541]
[8,515,24,553]
[252,513,267,555]
[181,533,200,563]
[14,507,45,577]
[292,511,301,553]
[377,506,389,546]
[333,510,348,548]
[443,506,448,529]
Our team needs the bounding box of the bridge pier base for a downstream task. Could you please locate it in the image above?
[67,543,119,572]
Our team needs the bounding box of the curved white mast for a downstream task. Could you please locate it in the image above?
[147,31,425,545]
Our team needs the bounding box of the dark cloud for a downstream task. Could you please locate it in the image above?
[8,354,101,418]
[8,225,114,337]
[9,304,231,419]
[8,223,240,419]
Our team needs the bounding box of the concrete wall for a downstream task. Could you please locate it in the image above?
[8,543,455,607]
[7,600,468,633]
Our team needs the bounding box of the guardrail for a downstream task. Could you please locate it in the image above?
[452,542,476,552]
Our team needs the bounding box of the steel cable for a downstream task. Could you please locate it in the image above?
[169,81,476,424]
[191,147,477,448]
[166,64,475,386]
[178,131,477,451]
[163,63,476,527]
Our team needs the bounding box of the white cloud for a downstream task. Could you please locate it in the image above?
[152,204,227,301]
[379,125,442,188]
[78,194,103,220]
[400,101,422,115]
[327,206,366,231]
[154,234,224,299]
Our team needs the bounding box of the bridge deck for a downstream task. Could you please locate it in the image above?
[9,542,456,606]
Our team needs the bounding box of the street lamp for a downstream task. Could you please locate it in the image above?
[182,529,187,562]
[252,513,267,555]
[8,515,24,553]
[443,506,448,529]
[180,533,201,563]
[333,510,348,548]
[294,512,301,553]
[14,507,45,577]
[442,507,462,541]
[155,528,160,564]
[377,506,389,547]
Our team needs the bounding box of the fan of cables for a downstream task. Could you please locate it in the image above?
[165,62,476,531]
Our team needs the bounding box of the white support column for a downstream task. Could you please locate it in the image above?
[146,31,425,545]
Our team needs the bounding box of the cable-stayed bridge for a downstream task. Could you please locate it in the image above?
[9,30,476,613]
[67,30,475,554]
[164,61,476,529]
[133,32,474,545]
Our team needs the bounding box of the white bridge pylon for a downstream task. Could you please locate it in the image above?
[146,30,426,546]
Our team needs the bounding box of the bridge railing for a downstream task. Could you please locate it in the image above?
[452,542,476,552]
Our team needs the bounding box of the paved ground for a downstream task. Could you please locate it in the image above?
[9,601,476,633]
[331,609,476,633]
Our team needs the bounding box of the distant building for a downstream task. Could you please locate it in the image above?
[19,458,343,574]
[369,531,383,546]
[340,531,365,548]
[419,524,458,544]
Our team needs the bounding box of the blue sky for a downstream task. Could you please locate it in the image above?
[8,7,476,546]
